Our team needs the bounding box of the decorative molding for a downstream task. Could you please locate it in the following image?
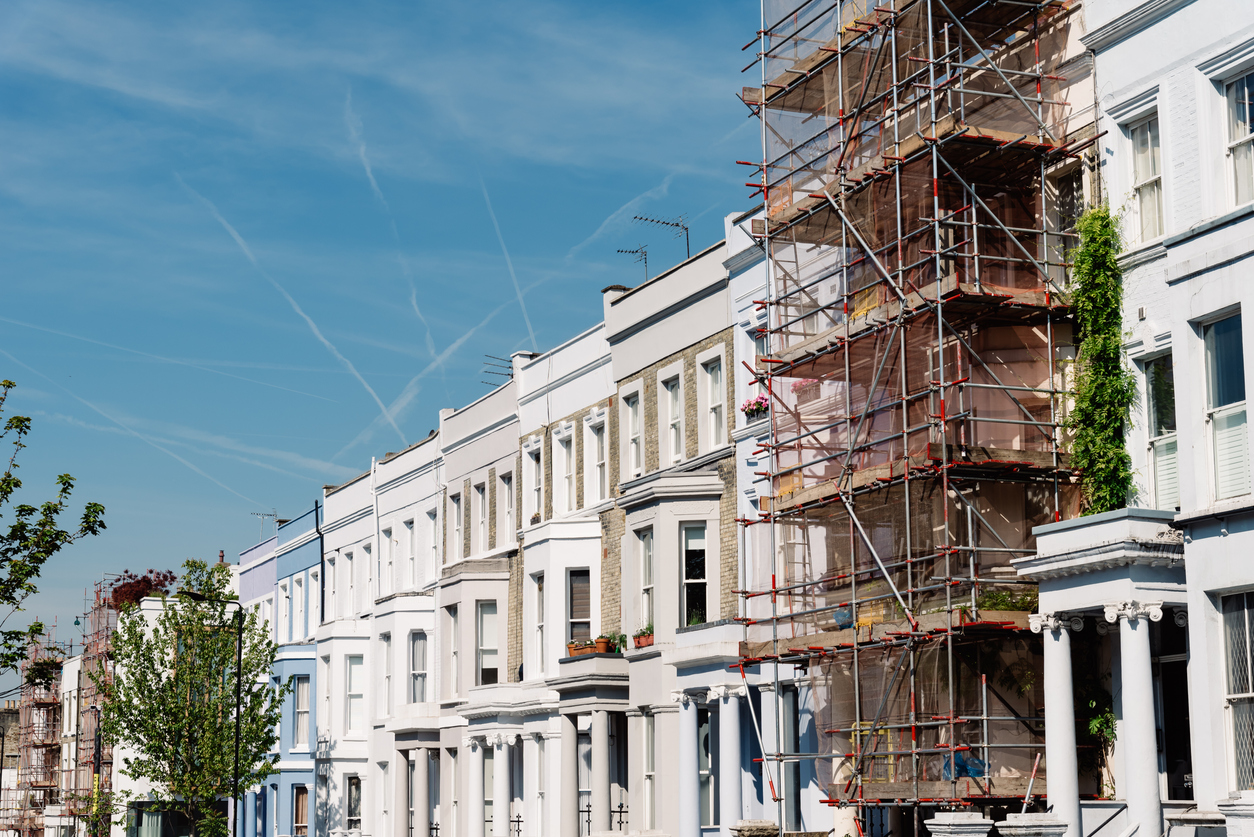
[670,689,695,707]
[1198,36,1254,81]
[1028,613,1084,633]
[1103,600,1164,623]
[1174,608,1189,627]
[707,684,748,702]
[1080,0,1196,52]
[1106,84,1161,124]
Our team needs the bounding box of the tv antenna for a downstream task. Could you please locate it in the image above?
[481,354,514,387]
[250,509,277,541]
[633,214,690,259]
[616,245,648,280]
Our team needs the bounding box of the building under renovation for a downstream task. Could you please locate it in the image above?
[740,0,1093,832]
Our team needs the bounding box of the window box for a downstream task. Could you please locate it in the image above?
[566,641,595,657]
[633,633,654,649]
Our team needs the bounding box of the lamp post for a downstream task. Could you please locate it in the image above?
[179,589,244,837]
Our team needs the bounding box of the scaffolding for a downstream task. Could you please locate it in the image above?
[740,0,1092,831]
[13,627,67,837]
[64,578,118,834]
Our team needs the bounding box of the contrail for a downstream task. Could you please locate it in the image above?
[344,89,387,209]
[566,173,676,259]
[0,348,265,507]
[0,315,335,402]
[334,295,517,460]
[175,174,408,446]
[342,96,439,362]
[479,176,538,351]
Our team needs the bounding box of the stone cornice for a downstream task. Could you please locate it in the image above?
[1080,0,1196,52]
[1012,535,1182,579]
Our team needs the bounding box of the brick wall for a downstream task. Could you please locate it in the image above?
[717,456,739,620]
[599,506,626,634]
[487,466,497,551]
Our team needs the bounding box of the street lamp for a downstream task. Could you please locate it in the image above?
[178,589,244,837]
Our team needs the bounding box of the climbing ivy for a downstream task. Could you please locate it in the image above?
[1067,205,1136,514]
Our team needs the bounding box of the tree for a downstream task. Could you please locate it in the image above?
[98,559,289,837]
[0,379,106,680]
[1067,206,1136,514]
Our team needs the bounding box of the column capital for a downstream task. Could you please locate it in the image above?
[707,684,748,702]
[1029,612,1085,633]
[1103,600,1163,624]
[670,689,695,707]
[466,735,483,752]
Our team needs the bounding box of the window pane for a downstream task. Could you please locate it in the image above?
[684,527,706,581]
[1147,354,1176,437]
[1236,141,1254,205]
[1225,594,1250,695]
[1138,180,1162,241]
[1215,407,1250,499]
[1207,315,1246,408]
[1234,699,1254,790]
[1152,437,1179,511]
[1232,74,1254,143]
[1133,119,1160,182]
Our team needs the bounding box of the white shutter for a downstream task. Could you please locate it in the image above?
[1153,437,1179,510]
[1215,406,1251,500]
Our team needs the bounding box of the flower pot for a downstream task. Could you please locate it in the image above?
[594,637,613,654]
[566,642,577,657]
[633,634,654,649]
[572,643,595,657]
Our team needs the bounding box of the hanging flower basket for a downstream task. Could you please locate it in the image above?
[740,393,769,421]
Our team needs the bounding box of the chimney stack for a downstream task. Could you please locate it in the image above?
[218,550,225,563]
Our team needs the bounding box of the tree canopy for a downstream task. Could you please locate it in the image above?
[0,379,106,681]
[98,559,288,837]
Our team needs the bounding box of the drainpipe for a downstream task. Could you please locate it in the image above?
[315,500,324,625]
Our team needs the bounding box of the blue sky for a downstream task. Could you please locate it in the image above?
[0,0,759,664]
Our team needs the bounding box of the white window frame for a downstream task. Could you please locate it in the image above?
[1228,69,1254,206]
[621,386,643,478]
[279,581,290,644]
[409,631,427,703]
[474,484,487,553]
[345,775,362,832]
[293,675,310,749]
[704,358,725,448]
[681,523,708,628]
[639,529,654,632]
[534,573,546,676]
[553,425,575,514]
[662,376,683,464]
[1129,115,1164,244]
[1223,592,1254,791]
[427,509,438,580]
[1145,353,1179,510]
[584,410,608,505]
[568,568,592,643]
[404,519,416,587]
[326,558,336,622]
[523,436,543,523]
[500,472,514,539]
[345,655,364,734]
[447,605,460,698]
[292,574,304,640]
[382,527,394,596]
[345,551,356,616]
[380,633,392,717]
[1205,313,1251,501]
[309,570,319,625]
[477,600,499,686]
[643,713,656,830]
[450,495,463,560]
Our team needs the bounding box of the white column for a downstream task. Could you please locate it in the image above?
[560,714,579,837]
[1030,613,1081,837]
[468,738,486,837]
[1107,601,1163,837]
[714,686,744,837]
[394,748,411,837]
[926,812,995,837]
[673,691,700,837]
[413,750,430,837]
[492,736,511,837]
[591,710,610,833]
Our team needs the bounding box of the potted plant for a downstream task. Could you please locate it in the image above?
[740,393,769,421]
[530,512,541,526]
[633,624,654,649]
[594,634,614,654]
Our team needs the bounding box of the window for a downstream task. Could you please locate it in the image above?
[364,544,373,606]
[448,606,460,697]
[754,333,770,397]
[625,394,641,476]
[591,424,607,503]
[535,574,545,675]
[451,495,463,559]
[535,736,546,835]
[1224,592,1254,789]
[1229,71,1254,205]
[698,709,716,827]
[639,530,654,631]
[1206,315,1250,500]
[568,569,591,643]
[501,473,513,537]
[704,358,725,447]
[427,510,438,578]
[449,747,459,837]
[643,714,656,830]
[682,525,707,627]
[327,557,336,620]
[1147,354,1179,510]
[346,656,364,733]
[382,528,393,595]
[294,787,308,837]
[293,676,310,748]
[1131,117,1163,242]
[560,438,574,513]
[404,520,415,586]
[664,378,682,463]
[381,762,391,833]
[279,582,290,644]
[380,633,392,716]
[474,485,486,553]
[484,746,496,828]
[528,450,542,520]
[346,776,362,831]
[310,570,320,624]
[477,601,498,685]
[409,632,427,703]
[293,575,304,639]
[345,552,355,616]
